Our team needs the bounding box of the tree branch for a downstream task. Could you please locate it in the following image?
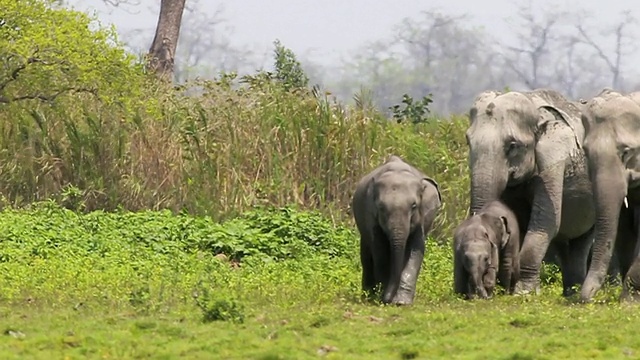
[0,50,97,104]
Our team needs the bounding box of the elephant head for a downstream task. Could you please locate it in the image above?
[370,165,439,304]
[466,91,539,212]
[580,89,640,301]
[454,213,510,299]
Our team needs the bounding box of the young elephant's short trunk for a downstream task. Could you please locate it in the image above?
[464,252,489,299]
[473,272,489,299]
[382,228,408,304]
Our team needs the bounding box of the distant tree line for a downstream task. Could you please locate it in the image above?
[73,0,640,115]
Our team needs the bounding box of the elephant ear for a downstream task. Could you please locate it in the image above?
[480,213,509,250]
[619,145,640,169]
[366,176,379,218]
[421,177,441,205]
[537,105,583,149]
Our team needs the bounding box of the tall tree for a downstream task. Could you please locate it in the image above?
[147,0,187,81]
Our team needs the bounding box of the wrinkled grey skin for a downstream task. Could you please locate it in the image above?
[579,89,640,302]
[352,155,442,305]
[467,89,596,297]
[454,200,521,299]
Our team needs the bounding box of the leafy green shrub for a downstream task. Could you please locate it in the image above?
[237,206,355,258]
[0,202,356,263]
[390,93,434,124]
[272,39,309,91]
[193,285,245,324]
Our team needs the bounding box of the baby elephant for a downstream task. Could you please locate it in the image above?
[352,155,441,305]
[453,200,520,299]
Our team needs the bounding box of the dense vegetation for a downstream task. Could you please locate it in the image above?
[0,2,636,359]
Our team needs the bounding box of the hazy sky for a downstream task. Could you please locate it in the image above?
[68,0,640,67]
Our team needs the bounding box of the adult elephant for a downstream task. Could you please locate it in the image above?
[579,89,640,302]
[466,88,596,296]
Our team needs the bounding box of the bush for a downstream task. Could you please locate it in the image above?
[0,201,356,263]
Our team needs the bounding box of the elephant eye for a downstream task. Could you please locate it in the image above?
[506,139,522,155]
[411,202,417,210]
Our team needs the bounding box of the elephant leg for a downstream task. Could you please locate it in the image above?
[620,237,640,302]
[613,205,636,278]
[516,167,565,295]
[621,256,640,302]
[370,228,391,298]
[558,231,592,297]
[392,231,425,305]
[498,243,518,294]
[454,251,470,298]
[620,205,640,302]
[360,239,376,297]
[607,251,621,286]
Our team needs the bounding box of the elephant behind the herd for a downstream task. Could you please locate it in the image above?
[579,89,640,302]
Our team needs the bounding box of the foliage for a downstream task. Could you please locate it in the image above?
[0,202,355,265]
[272,39,310,91]
[0,3,634,359]
[0,205,630,359]
[390,93,434,124]
[193,285,245,324]
[0,3,471,246]
[0,0,148,108]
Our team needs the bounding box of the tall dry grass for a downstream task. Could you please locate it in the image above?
[0,77,470,243]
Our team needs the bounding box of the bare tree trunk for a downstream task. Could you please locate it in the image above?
[147,0,187,81]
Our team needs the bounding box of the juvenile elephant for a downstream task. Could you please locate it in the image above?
[579,89,640,302]
[467,89,596,297]
[352,155,441,305]
[454,200,520,299]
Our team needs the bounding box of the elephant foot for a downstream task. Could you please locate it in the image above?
[580,274,604,303]
[620,289,640,303]
[390,291,414,306]
[620,279,640,303]
[513,279,541,296]
[562,287,578,298]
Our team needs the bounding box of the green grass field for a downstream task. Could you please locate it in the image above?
[0,204,637,360]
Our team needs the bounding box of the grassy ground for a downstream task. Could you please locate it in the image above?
[0,205,636,360]
[4,296,640,360]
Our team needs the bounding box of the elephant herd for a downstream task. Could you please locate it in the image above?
[351,87,640,305]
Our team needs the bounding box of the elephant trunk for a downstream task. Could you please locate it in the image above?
[581,161,627,301]
[473,271,488,299]
[469,158,508,213]
[382,221,408,304]
[464,252,488,299]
